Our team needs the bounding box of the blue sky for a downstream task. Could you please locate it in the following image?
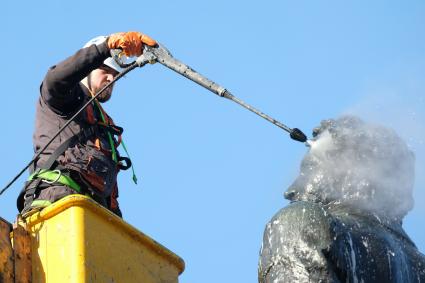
[1,1,424,282]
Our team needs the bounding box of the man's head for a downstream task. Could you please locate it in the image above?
[81,64,119,102]
[285,116,415,220]
[81,36,123,103]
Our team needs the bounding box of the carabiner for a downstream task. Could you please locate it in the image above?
[43,170,62,184]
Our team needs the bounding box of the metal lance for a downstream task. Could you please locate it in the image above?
[118,44,308,144]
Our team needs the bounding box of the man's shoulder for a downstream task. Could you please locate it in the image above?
[40,81,86,116]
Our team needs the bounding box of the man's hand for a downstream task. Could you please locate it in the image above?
[107,31,157,57]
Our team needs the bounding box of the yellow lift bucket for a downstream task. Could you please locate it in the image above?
[22,195,185,283]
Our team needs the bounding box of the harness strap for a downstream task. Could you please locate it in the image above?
[18,125,98,212]
[19,107,136,212]
[40,125,97,170]
[120,140,138,184]
[91,97,137,184]
[28,169,81,193]
[31,200,52,208]
[91,98,118,163]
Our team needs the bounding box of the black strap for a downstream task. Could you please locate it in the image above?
[98,124,123,137]
[18,125,98,212]
[118,156,132,170]
[18,178,43,213]
[39,125,98,170]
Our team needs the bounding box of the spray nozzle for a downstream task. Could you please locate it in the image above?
[290,128,308,143]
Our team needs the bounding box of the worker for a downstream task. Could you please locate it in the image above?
[258,116,425,282]
[17,32,157,217]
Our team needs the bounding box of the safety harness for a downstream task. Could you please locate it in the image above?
[89,91,137,182]
[91,98,137,182]
[18,123,99,212]
[18,99,135,213]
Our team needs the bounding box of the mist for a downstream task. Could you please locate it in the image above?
[344,89,425,215]
[286,115,415,220]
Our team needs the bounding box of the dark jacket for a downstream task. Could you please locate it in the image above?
[18,41,122,215]
[35,42,111,166]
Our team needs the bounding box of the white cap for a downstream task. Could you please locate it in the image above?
[83,35,124,73]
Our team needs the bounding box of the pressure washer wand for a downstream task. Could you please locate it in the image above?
[131,44,307,143]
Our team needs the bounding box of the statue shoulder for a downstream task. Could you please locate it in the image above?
[259,201,336,283]
[264,201,331,251]
[276,200,328,218]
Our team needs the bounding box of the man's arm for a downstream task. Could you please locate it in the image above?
[258,201,340,283]
[39,32,156,114]
[40,41,110,114]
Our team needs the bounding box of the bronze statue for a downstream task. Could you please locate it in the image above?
[259,116,425,282]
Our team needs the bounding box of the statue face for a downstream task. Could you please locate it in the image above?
[285,116,414,219]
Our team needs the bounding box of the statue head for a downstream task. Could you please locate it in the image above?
[285,116,415,220]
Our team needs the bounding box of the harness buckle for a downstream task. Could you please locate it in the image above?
[43,169,62,184]
[78,126,97,143]
[96,123,123,136]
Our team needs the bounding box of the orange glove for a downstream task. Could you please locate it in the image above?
[107,31,157,57]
